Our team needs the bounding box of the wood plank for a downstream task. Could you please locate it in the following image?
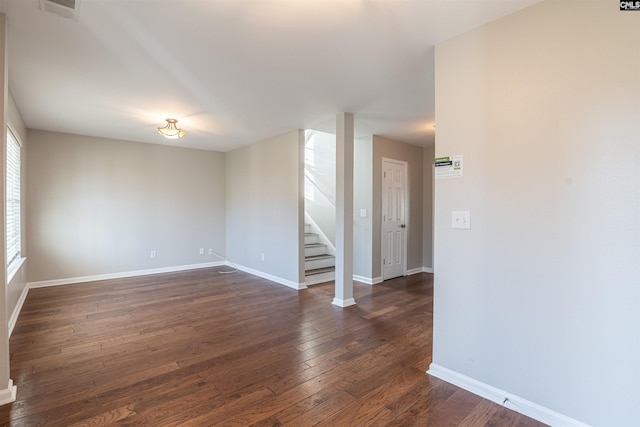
[67,404,136,427]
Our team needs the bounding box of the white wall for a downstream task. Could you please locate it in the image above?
[225,130,304,286]
[432,1,639,426]
[304,130,336,247]
[26,131,226,283]
[353,135,373,279]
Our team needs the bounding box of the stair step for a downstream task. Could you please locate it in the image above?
[305,266,335,275]
[304,233,319,244]
[305,254,335,270]
[305,266,335,285]
[304,254,334,261]
[304,243,327,257]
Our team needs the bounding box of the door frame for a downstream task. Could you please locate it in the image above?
[381,157,409,280]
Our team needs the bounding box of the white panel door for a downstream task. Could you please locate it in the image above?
[382,159,407,280]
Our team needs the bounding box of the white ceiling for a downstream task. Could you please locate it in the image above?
[0,0,540,152]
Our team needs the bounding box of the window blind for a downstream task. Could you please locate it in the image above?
[6,128,21,267]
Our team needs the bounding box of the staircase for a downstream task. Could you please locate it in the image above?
[304,224,335,285]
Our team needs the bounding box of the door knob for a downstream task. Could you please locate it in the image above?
[400,224,406,228]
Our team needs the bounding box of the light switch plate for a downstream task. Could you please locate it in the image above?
[360,208,367,218]
[452,211,470,229]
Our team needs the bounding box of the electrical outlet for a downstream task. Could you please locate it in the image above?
[208,249,213,255]
[150,250,156,259]
[261,253,265,261]
[199,248,204,255]
[451,211,471,229]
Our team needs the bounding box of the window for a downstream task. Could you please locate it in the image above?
[6,127,21,268]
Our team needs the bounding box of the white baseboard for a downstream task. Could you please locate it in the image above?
[0,380,17,406]
[360,270,433,284]
[229,262,307,290]
[9,284,29,337]
[353,275,384,285]
[427,364,590,427]
[332,297,356,307]
[353,275,373,285]
[361,269,429,283]
[25,262,307,292]
[27,262,225,289]
[407,267,433,275]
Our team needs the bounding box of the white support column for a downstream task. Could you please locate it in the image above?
[333,112,355,307]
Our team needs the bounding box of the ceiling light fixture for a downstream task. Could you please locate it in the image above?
[157,118,186,139]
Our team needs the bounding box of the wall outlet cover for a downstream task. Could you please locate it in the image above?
[452,211,471,229]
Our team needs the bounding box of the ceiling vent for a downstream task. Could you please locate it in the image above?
[39,0,81,20]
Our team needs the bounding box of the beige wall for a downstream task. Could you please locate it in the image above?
[432,1,639,425]
[26,130,226,283]
[225,130,304,286]
[372,135,424,280]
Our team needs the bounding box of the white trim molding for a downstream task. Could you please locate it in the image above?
[0,380,17,406]
[332,297,356,307]
[27,262,225,289]
[229,262,307,291]
[422,267,433,273]
[353,275,374,285]
[9,284,29,337]
[26,261,307,292]
[357,270,428,283]
[352,275,384,285]
[427,364,591,427]
[7,257,26,284]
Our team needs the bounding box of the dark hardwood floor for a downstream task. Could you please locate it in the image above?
[0,268,546,426]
